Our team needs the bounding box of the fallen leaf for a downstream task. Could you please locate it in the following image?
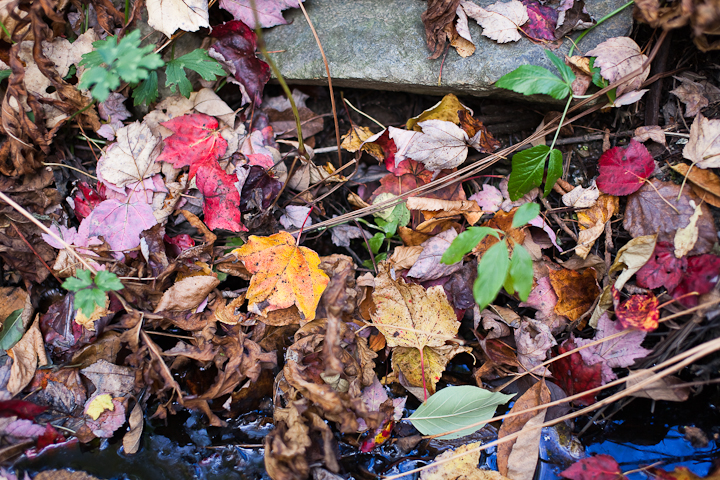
[330,223,372,248]
[561,455,627,480]
[596,140,655,196]
[84,393,114,421]
[577,312,651,383]
[392,344,471,396]
[447,6,476,58]
[232,232,329,321]
[521,0,558,41]
[8,317,48,396]
[674,202,703,258]
[146,0,209,37]
[626,369,691,402]
[470,184,504,212]
[154,275,220,312]
[210,21,271,105]
[497,380,551,477]
[85,395,125,438]
[194,162,246,232]
[96,122,161,190]
[634,125,667,145]
[636,241,687,292]
[623,178,717,256]
[122,402,143,454]
[462,0,529,44]
[562,183,600,209]
[515,319,556,375]
[408,228,464,281]
[551,336,603,406]
[405,120,469,172]
[155,113,228,178]
[219,0,301,28]
[575,194,619,259]
[549,268,599,321]
[587,37,650,96]
[421,441,513,480]
[340,126,383,160]
[612,286,659,332]
[407,197,484,225]
[671,76,710,117]
[78,199,157,256]
[671,254,720,307]
[682,113,720,168]
[670,163,720,208]
[519,276,568,334]
[421,0,462,59]
[608,234,657,291]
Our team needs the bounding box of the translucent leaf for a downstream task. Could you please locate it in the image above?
[441,227,499,265]
[473,240,510,311]
[511,203,540,228]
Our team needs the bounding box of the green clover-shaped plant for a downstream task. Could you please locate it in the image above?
[62,270,124,317]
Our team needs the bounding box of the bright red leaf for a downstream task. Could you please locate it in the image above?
[597,139,655,196]
[195,162,246,232]
[73,182,105,221]
[671,254,720,307]
[636,242,687,292]
[521,0,558,41]
[210,21,271,105]
[611,286,659,332]
[155,113,228,179]
[551,337,603,406]
[561,455,627,480]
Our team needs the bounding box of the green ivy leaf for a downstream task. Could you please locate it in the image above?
[165,49,225,98]
[496,65,571,100]
[441,227,500,265]
[133,71,159,106]
[473,240,510,311]
[74,288,106,317]
[508,145,550,201]
[63,269,93,292]
[94,270,124,292]
[507,244,533,301]
[0,309,25,351]
[545,49,576,88]
[512,203,540,228]
[544,148,564,197]
[409,385,513,439]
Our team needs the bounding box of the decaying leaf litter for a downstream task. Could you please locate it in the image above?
[1,0,720,478]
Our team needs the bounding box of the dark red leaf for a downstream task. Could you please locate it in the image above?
[611,286,659,332]
[156,113,228,179]
[550,337,602,406]
[210,20,271,105]
[671,254,720,307]
[521,0,558,41]
[0,400,46,420]
[239,165,283,213]
[73,182,105,221]
[636,242,687,292]
[164,233,195,256]
[597,140,655,196]
[35,423,64,449]
[195,162,246,232]
[561,455,627,480]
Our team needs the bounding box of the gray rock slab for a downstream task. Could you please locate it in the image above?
[262,0,633,101]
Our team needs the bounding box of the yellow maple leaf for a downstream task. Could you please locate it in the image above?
[85,393,114,420]
[232,231,329,321]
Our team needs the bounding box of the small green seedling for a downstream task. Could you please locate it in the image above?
[62,269,124,317]
[441,202,540,311]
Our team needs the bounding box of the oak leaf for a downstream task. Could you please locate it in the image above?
[232,232,329,321]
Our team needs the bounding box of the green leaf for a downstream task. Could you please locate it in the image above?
[224,237,245,253]
[165,49,225,98]
[508,145,550,201]
[409,385,513,439]
[0,309,25,351]
[473,240,510,311]
[545,49,576,88]
[441,227,500,265]
[94,270,123,292]
[78,66,120,103]
[368,233,385,254]
[133,71,159,106]
[375,218,398,237]
[74,288,106,317]
[496,65,571,100]
[388,203,411,228]
[63,270,93,292]
[508,244,533,301]
[589,57,608,89]
[544,148,564,197]
[512,203,540,228]
[0,70,10,81]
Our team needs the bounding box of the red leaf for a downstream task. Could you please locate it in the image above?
[0,400,46,420]
[521,0,558,41]
[561,455,627,480]
[671,254,720,307]
[636,242,687,292]
[550,337,602,406]
[210,21,271,105]
[596,140,655,196]
[611,286,659,332]
[156,113,228,179]
[73,182,105,221]
[35,423,64,449]
[195,162,246,232]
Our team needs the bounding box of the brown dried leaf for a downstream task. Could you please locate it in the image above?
[575,194,619,259]
[154,275,220,312]
[7,316,47,396]
[670,162,720,207]
[626,369,691,402]
[422,0,462,59]
[122,402,143,455]
[407,196,484,225]
[548,269,599,321]
[587,37,650,96]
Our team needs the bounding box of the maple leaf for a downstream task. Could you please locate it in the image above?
[521,0,558,41]
[587,37,650,97]
[155,113,228,179]
[596,140,655,196]
[551,336,603,406]
[576,313,651,383]
[210,21,271,105]
[194,162,246,232]
[683,113,720,169]
[96,121,162,189]
[404,120,469,172]
[671,254,720,307]
[77,199,157,256]
[219,0,301,29]
[462,0,529,44]
[232,231,329,321]
[470,184,503,212]
[548,268,599,321]
[636,242,687,292]
[561,455,627,480]
[612,286,659,332]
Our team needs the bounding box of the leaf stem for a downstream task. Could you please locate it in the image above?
[568,1,634,56]
[548,94,573,154]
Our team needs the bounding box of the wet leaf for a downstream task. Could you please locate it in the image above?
[551,337,603,406]
[409,385,513,439]
[122,402,143,454]
[561,455,627,480]
[85,393,114,421]
[420,441,512,480]
[596,140,655,196]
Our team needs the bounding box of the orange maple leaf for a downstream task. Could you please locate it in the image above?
[612,286,660,332]
[232,232,329,321]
